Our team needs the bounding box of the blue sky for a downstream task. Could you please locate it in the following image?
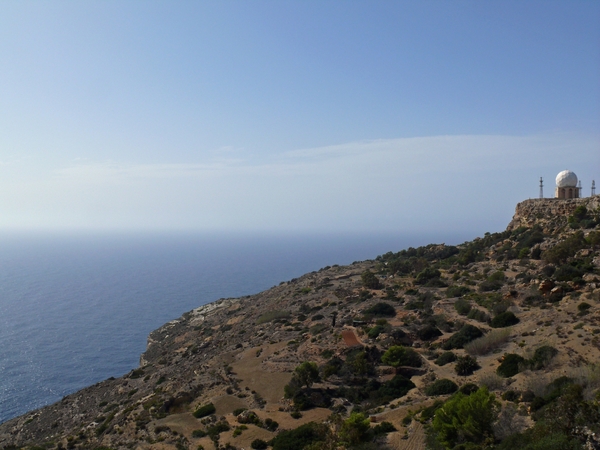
[0,1,598,234]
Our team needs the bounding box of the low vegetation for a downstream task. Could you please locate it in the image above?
[5,198,600,450]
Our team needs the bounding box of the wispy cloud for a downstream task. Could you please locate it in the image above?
[1,133,598,232]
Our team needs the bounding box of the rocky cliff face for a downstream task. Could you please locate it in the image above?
[507,195,600,232]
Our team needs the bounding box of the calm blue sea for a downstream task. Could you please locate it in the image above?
[0,230,471,424]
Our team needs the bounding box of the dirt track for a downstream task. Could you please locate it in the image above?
[341,329,361,347]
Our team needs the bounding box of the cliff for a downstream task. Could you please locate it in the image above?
[507,195,600,232]
[1,199,599,450]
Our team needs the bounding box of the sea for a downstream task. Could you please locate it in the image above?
[0,230,472,424]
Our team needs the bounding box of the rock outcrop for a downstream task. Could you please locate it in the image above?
[507,195,600,232]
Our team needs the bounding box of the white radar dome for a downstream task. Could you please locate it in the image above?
[556,170,578,188]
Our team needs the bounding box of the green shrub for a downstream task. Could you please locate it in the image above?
[339,412,371,445]
[454,298,472,315]
[415,267,442,285]
[264,418,279,431]
[232,408,247,416]
[377,374,416,400]
[529,345,558,370]
[491,311,519,328]
[361,270,383,289]
[497,354,526,377]
[363,302,396,317]
[554,264,585,282]
[373,421,396,435]
[459,383,479,395]
[488,271,506,282]
[446,285,471,298]
[367,324,385,339]
[479,279,504,292]
[271,422,329,450]
[578,302,592,312]
[416,324,442,341]
[291,361,320,388]
[256,310,291,324]
[191,429,207,438]
[381,345,422,368]
[442,324,483,350]
[455,355,480,376]
[193,403,216,419]
[251,439,268,449]
[467,308,489,322]
[206,421,230,438]
[501,390,520,402]
[435,351,457,366]
[542,231,587,264]
[425,379,459,396]
[431,387,499,449]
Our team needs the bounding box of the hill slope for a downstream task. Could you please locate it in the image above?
[1,197,600,450]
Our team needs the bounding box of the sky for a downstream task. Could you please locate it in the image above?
[0,1,599,235]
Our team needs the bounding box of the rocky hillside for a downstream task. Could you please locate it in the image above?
[1,197,600,450]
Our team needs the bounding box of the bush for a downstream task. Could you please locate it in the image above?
[340,412,371,445]
[264,418,279,432]
[206,421,230,438]
[363,302,396,317]
[488,271,506,282]
[251,439,268,449]
[416,324,442,341]
[367,324,385,339]
[501,390,520,402]
[271,422,329,450]
[415,267,442,285]
[455,355,480,376]
[529,345,558,370]
[431,387,499,449]
[425,379,459,396]
[193,403,216,418]
[467,308,490,322]
[464,328,511,356]
[497,354,526,378]
[373,421,396,435]
[381,345,422,368]
[377,374,416,400]
[542,231,586,264]
[479,279,504,292]
[454,298,472,315]
[554,264,585,282]
[442,324,483,350]
[292,361,320,388]
[459,383,479,395]
[435,351,457,366]
[256,310,291,324]
[192,429,207,438]
[361,270,383,289]
[578,302,592,312]
[446,285,471,298]
[491,311,519,328]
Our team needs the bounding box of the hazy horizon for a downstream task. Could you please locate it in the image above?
[1,1,598,234]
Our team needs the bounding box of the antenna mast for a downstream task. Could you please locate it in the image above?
[539,177,543,199]
[593,180,596,196]
[578,180,582,198]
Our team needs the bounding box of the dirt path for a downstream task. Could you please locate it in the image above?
[388,421,426,450]
[341,328,362,347]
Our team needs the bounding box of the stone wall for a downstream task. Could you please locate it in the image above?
[507,195,600,232]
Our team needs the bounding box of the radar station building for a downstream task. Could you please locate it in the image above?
[555,170,580,199]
